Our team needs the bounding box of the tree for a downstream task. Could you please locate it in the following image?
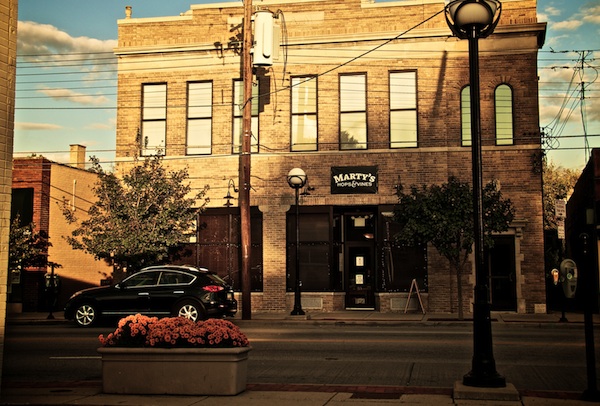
[9,214,53,270]
[62,155,209,274]
[393,176,514,319]
[542,158,580,230]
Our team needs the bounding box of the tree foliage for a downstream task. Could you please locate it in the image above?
[393,176,514,318]
[9,215,53,270]
[62,155,209,272]
[542,158,580,230]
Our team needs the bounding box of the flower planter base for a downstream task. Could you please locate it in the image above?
[98,346,251,395]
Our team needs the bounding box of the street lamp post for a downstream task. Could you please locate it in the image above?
[288,168,307,316]
[445,0,505,388]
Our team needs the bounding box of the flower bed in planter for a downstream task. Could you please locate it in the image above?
[98,314,251,395]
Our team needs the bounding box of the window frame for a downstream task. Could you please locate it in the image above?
[141,83,167,156]
[187,81,213,155]
[339,73,367,150]
[290,75,318,152]
[389,70,418,148]
[461,85,472,147]
[495,83,514,146]
[233,79,259,154]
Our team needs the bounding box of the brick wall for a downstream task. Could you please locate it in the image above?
[0,0,17,383]
[11,159,113,310]
[48,164,113,306]
[114,0,546,313]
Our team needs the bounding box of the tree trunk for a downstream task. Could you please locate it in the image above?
[455,263,464,320]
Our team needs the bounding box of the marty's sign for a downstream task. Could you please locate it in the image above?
[331,166,378,194]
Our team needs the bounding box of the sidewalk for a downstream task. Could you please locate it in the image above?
[2,310,599,405]
[1,377,596,405]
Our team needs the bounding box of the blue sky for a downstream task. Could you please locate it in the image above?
[14,0,600,171]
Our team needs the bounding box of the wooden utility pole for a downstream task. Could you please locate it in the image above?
[239,0,253,320]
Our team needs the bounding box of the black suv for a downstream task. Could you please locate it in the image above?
[64,265,237,327]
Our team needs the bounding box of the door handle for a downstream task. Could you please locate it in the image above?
[138,292,149,296]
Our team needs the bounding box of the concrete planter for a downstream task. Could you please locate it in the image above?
[98,346,251,395]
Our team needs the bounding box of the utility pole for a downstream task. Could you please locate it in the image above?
[577,51,591,161]
[239,0,253,320]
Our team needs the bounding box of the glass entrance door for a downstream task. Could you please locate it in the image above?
[345,243,375,309]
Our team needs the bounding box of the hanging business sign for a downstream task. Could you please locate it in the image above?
[331,166,378,194]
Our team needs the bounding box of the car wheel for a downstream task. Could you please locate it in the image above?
[74,303,97,327]
[174,300,205,322]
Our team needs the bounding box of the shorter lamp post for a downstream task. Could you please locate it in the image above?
[445,0,504,388]
[288,167,307,316]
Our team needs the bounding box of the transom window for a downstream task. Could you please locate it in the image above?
[141,84,166,156]
[340,74,367,150]
[187,81,212,155]
[291,76,317,152]
[389,71,417,148]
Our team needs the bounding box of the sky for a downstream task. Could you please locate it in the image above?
[13,0,600,171]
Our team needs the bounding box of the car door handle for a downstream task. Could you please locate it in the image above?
[138,292,149,296]
[173,290,184,294]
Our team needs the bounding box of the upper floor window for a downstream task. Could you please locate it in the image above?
[233,79,259,153]
[495,84,514,145]
[389,71,417,148]
[340,74,367,150]
[187,81,212,155]
[141,84,166,156]
[291,76,317,151]
[461,85,471,146]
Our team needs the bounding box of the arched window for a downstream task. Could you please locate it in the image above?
[495,84,513,145]
[460,86,471,146]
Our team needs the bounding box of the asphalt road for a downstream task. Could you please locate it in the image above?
[2,322,598,393]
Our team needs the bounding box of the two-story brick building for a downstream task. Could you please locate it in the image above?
[114,0,547,314]
[11,146,112,311]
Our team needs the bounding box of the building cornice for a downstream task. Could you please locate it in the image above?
[114,22,546,57]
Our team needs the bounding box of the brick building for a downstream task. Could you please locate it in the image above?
[114,0,547,314]
[565,148,600,313]
[1,0,18,376]
[10,146,112,311]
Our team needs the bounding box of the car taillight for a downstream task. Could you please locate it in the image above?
[203,285,224,293]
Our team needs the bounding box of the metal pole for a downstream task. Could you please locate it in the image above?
[462,28,505,388]
[580,233,600,401]
[239,0,253,320]
[291,186,304,315]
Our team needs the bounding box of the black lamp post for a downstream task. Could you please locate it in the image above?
[288,167,307,316]
[445,0,505,388]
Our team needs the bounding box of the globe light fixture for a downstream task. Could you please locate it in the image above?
[445,0,505,388]
[287,168,307,316]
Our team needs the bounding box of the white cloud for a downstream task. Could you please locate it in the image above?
[552,20,584,31]
[581,4,600,24]
[38,87,110,106]
[17,21,117,63]
[86,122,115,130]
[15,122,63,131]
[583,14,600,24]
[539,6,561,21]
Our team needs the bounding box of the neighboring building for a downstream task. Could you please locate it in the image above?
[565,148,600,312]
[115,0,547,314]
[10,146,112,311]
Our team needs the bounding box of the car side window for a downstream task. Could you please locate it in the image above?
[158,271,193,285]
[124,272,159,288]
